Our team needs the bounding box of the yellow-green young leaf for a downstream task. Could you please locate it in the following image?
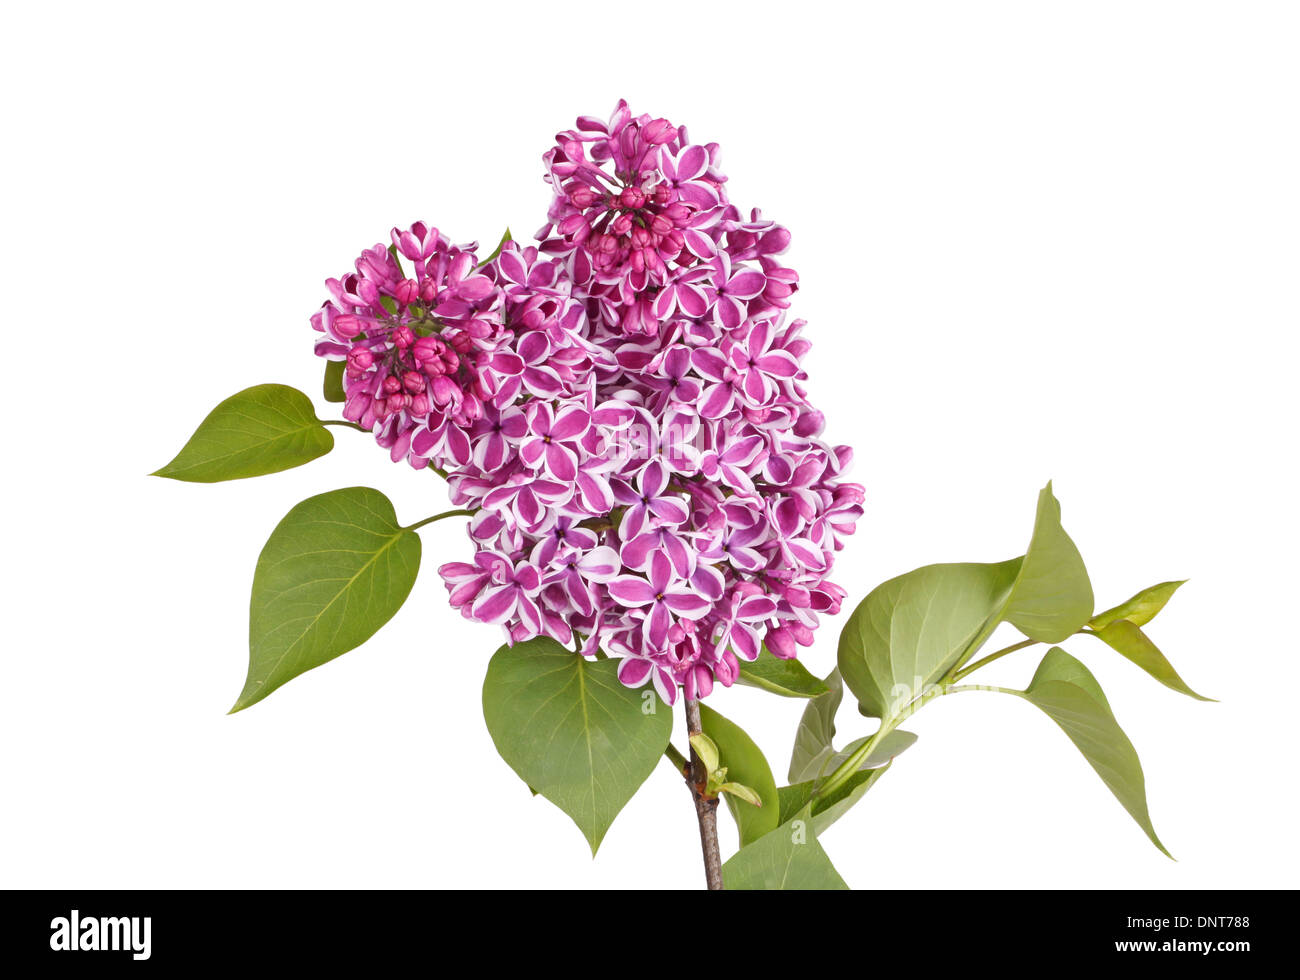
[718,782,764,807]
[154,384,334,482]
[232,487,420,712]
[1019,647,1171,857]
[735,646,829,698]
[482,638,672,854]
[1090,620,1214,701]
[699,704,780,847]
[1090,580,1187,630]
[1003,482,1095,642]
[323,360,346,403]
[689,733,720,774]
[722,811,849,890]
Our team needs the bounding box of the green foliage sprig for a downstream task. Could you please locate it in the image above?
[157,385,1207,888]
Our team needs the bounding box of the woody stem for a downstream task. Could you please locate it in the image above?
[683,696,724,890]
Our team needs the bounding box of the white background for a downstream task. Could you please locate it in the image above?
[3,1,1296,890]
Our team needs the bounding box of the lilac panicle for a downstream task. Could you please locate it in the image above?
[312,100,864,703]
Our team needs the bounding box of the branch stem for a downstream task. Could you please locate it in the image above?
[683,697,724,891]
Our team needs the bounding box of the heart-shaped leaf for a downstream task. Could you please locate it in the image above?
[1018,647,1171,856]
[232,487,420,712]
[837,560,1020,719]
[699,704,779,846]
[721,811,848,890]
[735,647,829,698]
[154,384,334,482]
[482,637,671,854]
[1002,482,1095,642]
[838,483,1094,719]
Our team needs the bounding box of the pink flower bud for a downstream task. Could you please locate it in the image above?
[794,409,825,437]
[343,390,371,423]
[430,375,458,406]
[641,117,676,144]
[559,214,589,238]
[766,627,796,660]
[333,314,363,339]
[394,279,419,306]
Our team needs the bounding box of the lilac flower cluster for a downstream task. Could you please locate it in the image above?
[312,101,864,704]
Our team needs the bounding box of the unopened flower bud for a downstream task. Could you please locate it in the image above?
[794,409,825,437]
[394,279,419,306]
[333,314,363,339]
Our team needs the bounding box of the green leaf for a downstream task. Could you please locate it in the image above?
[478,227,513,267]
[838,560,1021,719]
[736,646,829,698]
[1018,647,1171,857]
[784,667,916,833]
[1090,580,1186,630]
[233,487,420,712]
[826,730,919,774]
[788,669,844,782]
[837,482,1095,719]
[788,669,919,782]
[778,766,891,835]
[699,704,780,847]
[323,360,346,403]
[154,384,334,482]
[1088,620,1213,701]
[779,726,915,836]
[1003,482,1095,642]
[722,812,849,890]
[481,637,672,854]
